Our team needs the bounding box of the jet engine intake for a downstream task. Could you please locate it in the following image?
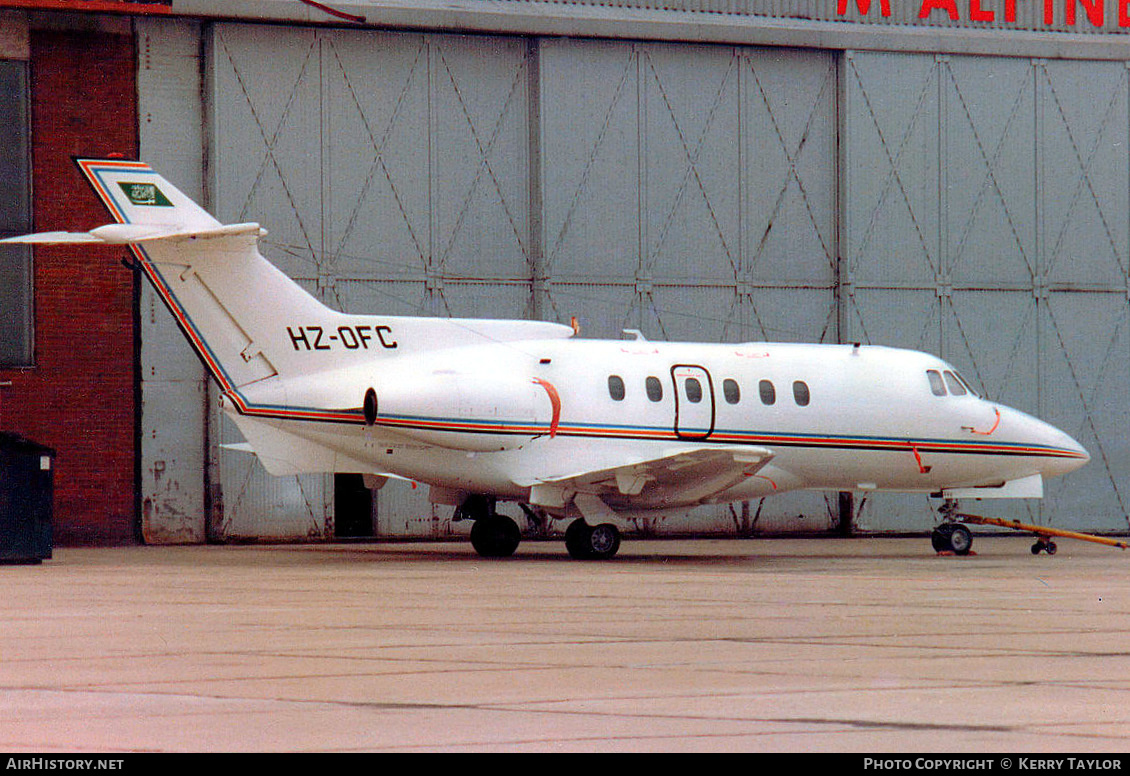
[363,387,378,426]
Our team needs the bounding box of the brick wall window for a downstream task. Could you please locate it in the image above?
[0,59,31,367]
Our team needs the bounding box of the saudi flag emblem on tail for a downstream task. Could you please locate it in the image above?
[118,181,173,207]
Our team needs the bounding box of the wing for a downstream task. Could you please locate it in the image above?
[525,445,774,510]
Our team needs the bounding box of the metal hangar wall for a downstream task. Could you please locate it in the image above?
[124,1,1130,542]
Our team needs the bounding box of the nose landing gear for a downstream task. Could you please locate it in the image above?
[931,520,974,555]
[931,499,974,555]
[932,498,1128,555]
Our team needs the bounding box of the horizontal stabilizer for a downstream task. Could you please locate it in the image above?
[1,230,106,244]
[220,442,256,454]
[0,222,264,246]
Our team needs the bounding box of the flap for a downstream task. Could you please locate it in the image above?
[527,445,774,508]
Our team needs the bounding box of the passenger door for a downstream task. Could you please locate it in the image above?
[671,365,715,440]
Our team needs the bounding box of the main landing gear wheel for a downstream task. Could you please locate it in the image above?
[470,514,521,558]
[931,522,973,555]
[459,496,521,558]
[1031,538,1058,555]
[564,519,621,560]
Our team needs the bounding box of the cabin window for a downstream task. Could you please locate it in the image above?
[684,377,703,403]
[793,380,811,407]
[723,378,740,405]
[645,376,663,402]
[943,371,967,396]
[608,375,626,401]
[759,379,776,405]
[927,370,946,396]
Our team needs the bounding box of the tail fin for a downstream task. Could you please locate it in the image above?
[75,158,221,231]
[4,159,578,416]
[4,158,343,392]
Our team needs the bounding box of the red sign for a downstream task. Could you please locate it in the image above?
[837,0,1128,26]
[0,0,170,14]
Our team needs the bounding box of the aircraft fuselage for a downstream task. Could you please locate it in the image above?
[228,335,1088,514]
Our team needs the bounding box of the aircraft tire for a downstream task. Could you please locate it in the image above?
[931,523,973,555]
[564,519,593,560]
[564,519,620,560]
[588,524,621,560]
[931,523,955,553]
[948,524,973,555]
[470,515,521,558]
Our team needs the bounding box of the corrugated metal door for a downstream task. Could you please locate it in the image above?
[336,29,534,536]
[540,40,838,343]
[540,39,841,532]
[136,18,209,543]
[842,50,1130,532]
[208,24,332,539]
[1035,58,1130,531]
[207,23,534,538]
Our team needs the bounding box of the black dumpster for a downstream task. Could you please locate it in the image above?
[0,433,54,564]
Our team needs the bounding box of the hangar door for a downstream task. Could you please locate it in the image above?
[208,24,537,537]
[538,40,837,345]
[842,51,1130,533]
[537,38,841,532]
[204,23,841,538]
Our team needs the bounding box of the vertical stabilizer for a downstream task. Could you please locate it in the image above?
[75,158,221,231]
[2,159,578,417]
[70,159,343,392]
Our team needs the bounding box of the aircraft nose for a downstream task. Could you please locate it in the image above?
[1037,418,1089,477]
[1062,431,1090,469]
[995,405,1088,478]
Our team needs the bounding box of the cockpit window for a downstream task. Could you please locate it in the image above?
[927,370,946,396]
[943,371,967,396]
[953,371,979,397]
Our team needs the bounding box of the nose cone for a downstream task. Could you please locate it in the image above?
[993,405,1088,479]
[1055,429,1090,474]
[1033,415,1090,478]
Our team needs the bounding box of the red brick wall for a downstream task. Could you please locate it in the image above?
[0,29,138,545]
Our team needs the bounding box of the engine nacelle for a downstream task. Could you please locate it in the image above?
[365,372,559,452]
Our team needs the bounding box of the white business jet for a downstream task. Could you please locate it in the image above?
[4,159,1090,559]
